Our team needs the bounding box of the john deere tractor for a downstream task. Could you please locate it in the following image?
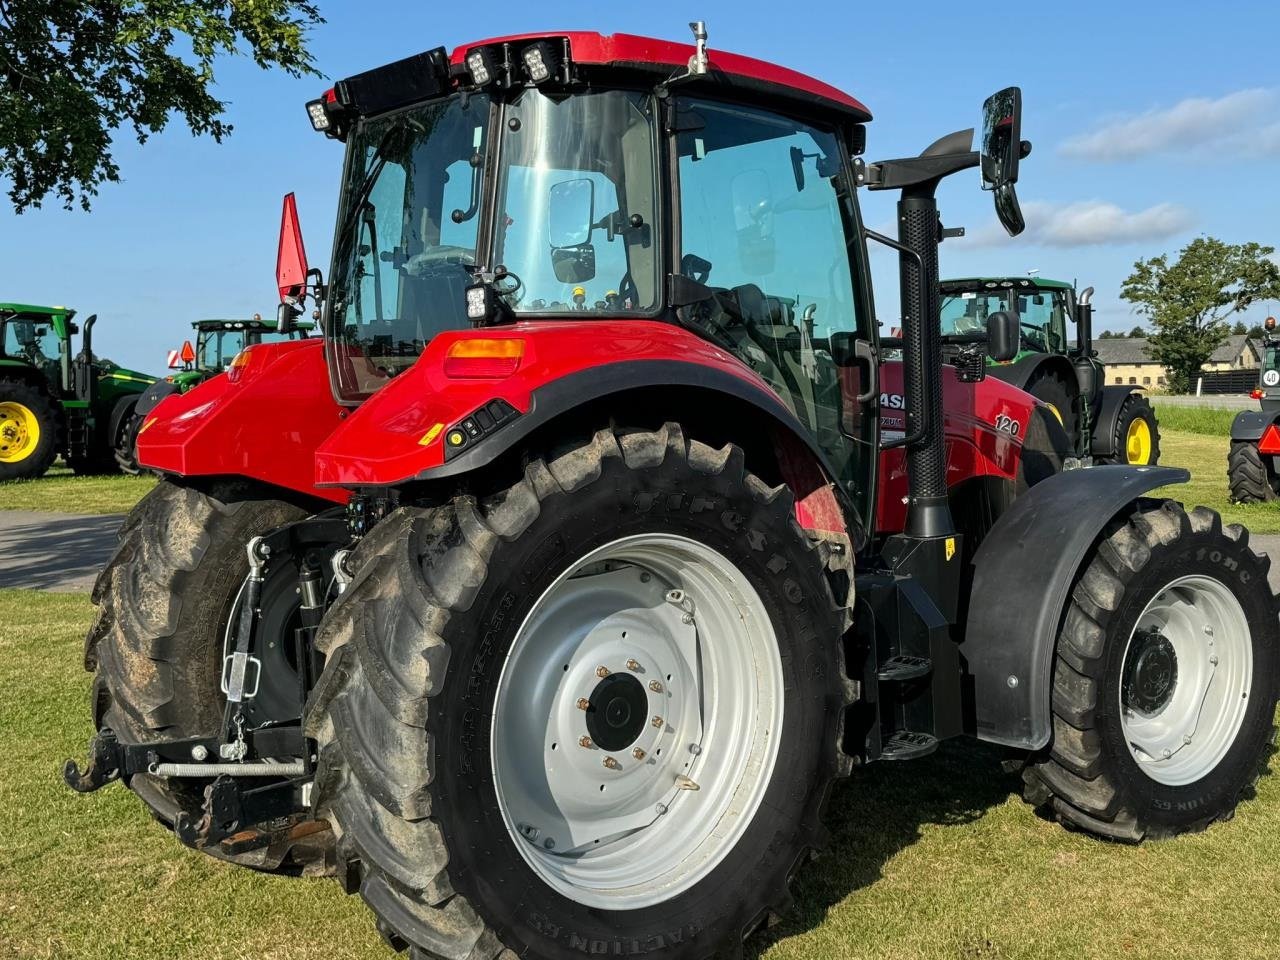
[119,317,313,473]
[1228,315,1280,502]
[0,303,156,480]
[939,276,1160,464]
[67,27,1278,960]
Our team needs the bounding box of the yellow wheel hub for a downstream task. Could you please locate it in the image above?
[0,401,40,463]
[1125,417,1152,464]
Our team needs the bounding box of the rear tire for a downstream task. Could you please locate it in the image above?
[1024,502,1278,840]
[1228,441,1277,503]
[86,478,332,873]
[1099,393,1161,466]
[114,411,145,475]
[305,423,853,960]
[0,379,59,480]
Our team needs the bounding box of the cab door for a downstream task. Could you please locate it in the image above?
[673,96,879,532]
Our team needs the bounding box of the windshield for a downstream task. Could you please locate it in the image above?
[197,329,248,370]
[327,94,491,402]
[939,285,1070,353]
[493,89,659,314]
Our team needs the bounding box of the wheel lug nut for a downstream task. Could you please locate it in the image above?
[626,659,642,672]
[1183,735,1193,745]
[681,613,694,624]
[577,698,591,711]
[651,715,664,728]
[655,802,668,816]
[596,665,610,678]
[579,736,593,749]
[603,757,621,770]
[633,748,646,760]
[689,743,702,756]
[649,680,664,693]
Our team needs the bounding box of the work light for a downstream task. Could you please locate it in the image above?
[465,48,495,87]
[521,41,562,84]
[305,99,330,131]
[465,283,492,321]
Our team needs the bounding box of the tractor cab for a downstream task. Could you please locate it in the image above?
[0,303,76,394]
[939,277,1073,360]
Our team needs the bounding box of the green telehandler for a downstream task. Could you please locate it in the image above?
[0,303,157,480]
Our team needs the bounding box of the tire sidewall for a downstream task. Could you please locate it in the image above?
[1091,527,1278,830]
[427,454,840,957]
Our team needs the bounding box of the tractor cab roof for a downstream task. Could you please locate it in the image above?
[316,30,871,137]
[0,302,75,321]
[941,277,1074,292]
[192,318,315,333]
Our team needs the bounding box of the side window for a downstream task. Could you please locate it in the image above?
[676,98,864,491]
[354,157,407,326]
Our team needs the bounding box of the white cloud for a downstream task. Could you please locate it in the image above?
[960,200,1194,248]
[1059,88,1277,161]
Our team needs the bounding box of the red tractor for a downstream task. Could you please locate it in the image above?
[68,26,1277,960]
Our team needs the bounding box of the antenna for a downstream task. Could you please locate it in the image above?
[688,21,709,75]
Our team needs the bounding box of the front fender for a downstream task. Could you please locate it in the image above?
[960,464,1189,750]
[1090,385,1141,456]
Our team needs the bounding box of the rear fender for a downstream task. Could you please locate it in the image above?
[133,379,180,418]
[961,464,1189,749]
[136,339,347,504]
[985,352,1076,396]
[1230,408,1280,442]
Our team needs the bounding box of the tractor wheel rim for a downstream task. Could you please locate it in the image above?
[490,533,783,909]
[1125,417,1152,464]
[1119,575,1252,786]
[0,402,39,463]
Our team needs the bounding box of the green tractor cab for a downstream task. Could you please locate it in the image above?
[0,302,157,480]
[938,276,1161,465]
[120,317,314,473]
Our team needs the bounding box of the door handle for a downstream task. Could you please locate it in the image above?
[854,339,878,404]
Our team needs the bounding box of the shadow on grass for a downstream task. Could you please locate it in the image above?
[749,738,1019,958]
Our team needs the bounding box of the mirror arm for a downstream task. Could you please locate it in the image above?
[862,151,979,193]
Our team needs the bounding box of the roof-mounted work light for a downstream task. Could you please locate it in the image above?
[305,98,330,131]
[521,40,563,84]
[465,47,497,87]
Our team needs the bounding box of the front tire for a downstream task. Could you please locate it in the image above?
[0,379,59,480]
[114,410,145,475]
[86,478,332,873]
[1024,369,1080,442]
[305,424,853,960]
[1024,502,1278,840]
[1099,393,1161,466]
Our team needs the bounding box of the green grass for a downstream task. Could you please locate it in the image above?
[3,587,1279,960]
[0,463,156,515]
[1155,429,1280,533]
[1151,403,1240,437]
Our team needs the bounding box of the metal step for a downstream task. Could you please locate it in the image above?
[880,731,939,761]
[876,655,932,682]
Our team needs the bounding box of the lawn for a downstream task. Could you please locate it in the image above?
[3,587,1279,960]
[0,463,156,515]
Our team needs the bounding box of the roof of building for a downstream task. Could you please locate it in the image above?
[1094,334,1259,366]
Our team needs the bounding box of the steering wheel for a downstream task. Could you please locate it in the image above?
[401,245,475,277]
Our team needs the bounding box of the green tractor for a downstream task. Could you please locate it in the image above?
[120,317,313,473]
[939,276,1161,465]
[0,303,156,480]
[1227,315,1280,502]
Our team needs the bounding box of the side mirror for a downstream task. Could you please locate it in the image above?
[276,192,309,333]
[987,311,1019,362]
[548,178,595,248]
[980,87,1027,237]
[552,245,597,284]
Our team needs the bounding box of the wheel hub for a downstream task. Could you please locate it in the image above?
[586,673,649,751]
[1122,630,1177,716]
[0,401,38,462]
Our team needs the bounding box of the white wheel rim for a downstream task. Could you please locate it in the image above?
[490,533,783,910]
[1119,575,1253,787]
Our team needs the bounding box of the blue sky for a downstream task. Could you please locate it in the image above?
[3,0,1278,371]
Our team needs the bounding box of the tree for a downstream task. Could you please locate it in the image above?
[1232,320,1249,336]
[1248,324,1266,339]
[1121,237,1280,393]
[1127,326,1145,338]
[0,1,323,212]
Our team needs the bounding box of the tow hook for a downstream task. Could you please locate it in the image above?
[62,728,123,793]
